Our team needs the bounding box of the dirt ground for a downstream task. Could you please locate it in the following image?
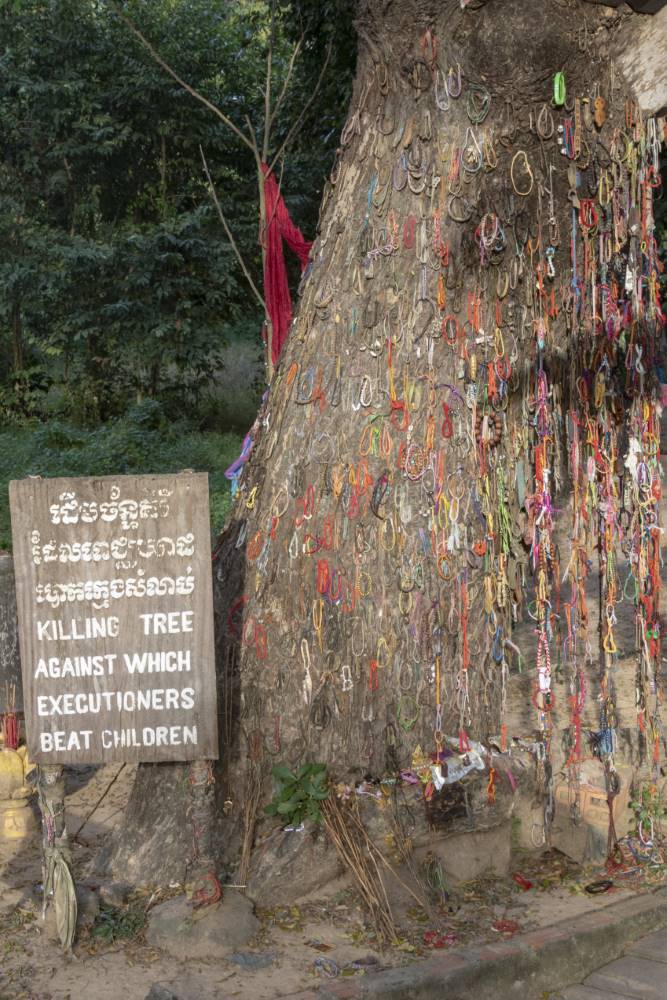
[1,760,666,1000]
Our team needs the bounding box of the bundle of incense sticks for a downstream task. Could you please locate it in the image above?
[2,683,19,750]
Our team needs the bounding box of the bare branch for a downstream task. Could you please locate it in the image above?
[262,0,276,162]
[268,34,304,135]
[245,114,262,164]
[246,118,273,378]
[199,146,266,313]
[269,39,333,172]
[110,3,256,154]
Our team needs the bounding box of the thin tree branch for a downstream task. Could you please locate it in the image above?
[262,0,275,162]
[199,146,266,313]
[268,34,304,135]
[269,39,333,172]
[245,113,262,165]
[244,117,273,379]
[110,2,256,154]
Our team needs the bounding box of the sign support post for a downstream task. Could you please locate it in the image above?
[188,759,222,907]
[37,763,77,952]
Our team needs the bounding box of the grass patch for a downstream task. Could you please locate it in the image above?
[0,400,243,551]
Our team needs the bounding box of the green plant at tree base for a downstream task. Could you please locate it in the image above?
[629,782,666,841]
[265,763,329,827]
[90,902,146,946]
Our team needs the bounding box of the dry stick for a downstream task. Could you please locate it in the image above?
[268,34,304,135]
[199,146,266,314]
[268,40,334,173]
[348,812,411,905]
[238,764,263,890]
[322,797,396,945]
[331,819,395,944]
[109,3,256,155]
[347,806,428,910]
[244,117,274,381]
[255,147,285,378]
[262,0,276,162]
[388,801,434,916]
[71,763,126,840]
[361,838,395,933]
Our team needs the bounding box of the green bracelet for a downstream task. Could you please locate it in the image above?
[553,71,566,108]
[397,695,420,732]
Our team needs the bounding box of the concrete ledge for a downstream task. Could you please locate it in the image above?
[284,887,667,1000]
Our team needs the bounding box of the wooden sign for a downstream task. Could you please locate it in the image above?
[9,473,218,764]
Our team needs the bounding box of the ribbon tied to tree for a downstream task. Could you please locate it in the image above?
[260,162,312,365]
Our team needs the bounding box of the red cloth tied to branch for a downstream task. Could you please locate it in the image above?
[261,161,312,365]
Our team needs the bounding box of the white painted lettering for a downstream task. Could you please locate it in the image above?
[139,611,194,635]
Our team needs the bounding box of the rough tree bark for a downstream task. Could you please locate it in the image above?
[104,0,664,886]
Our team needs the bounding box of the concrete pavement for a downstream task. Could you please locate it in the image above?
[561,928,667,999]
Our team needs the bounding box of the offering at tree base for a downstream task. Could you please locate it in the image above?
[0,744,37,841]
[9,473,218,765]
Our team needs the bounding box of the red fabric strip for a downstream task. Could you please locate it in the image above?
[260,162,312,365]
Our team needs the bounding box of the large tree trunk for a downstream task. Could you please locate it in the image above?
[105,0,664,885]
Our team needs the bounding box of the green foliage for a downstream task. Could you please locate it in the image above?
[629,783,666,838]
[0,402,242,550]
[0,0,355,546]
[265,762,329,827]
[90,902,146,946]
[0,0,354,420]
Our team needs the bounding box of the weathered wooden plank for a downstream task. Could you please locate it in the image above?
[9,473,218,764]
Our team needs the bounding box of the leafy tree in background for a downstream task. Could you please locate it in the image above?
[0,0,355,423]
